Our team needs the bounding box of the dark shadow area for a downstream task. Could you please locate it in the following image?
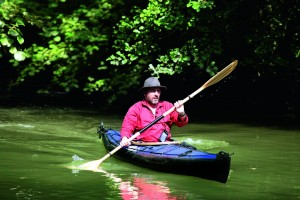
[1,89,298,130]
[1,60,299,130]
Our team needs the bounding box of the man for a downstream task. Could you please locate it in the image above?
[120,77,188,146]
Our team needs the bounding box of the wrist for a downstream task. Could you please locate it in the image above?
[179,112,186,117]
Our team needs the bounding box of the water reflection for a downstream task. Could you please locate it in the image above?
[104,172,186,200]
[69,155,186,200]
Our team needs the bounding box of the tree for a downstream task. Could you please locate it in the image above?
[0,0,40,62]
[108,0,218,75]
[1,0,126,102]
[1,0,299,114]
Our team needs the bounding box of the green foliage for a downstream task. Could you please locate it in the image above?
[107,0,218,79]
[0,0,27,61]
[0,0,299,107]
[187,0,214,12]
[10,0,125,96]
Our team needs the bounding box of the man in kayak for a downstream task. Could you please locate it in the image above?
[120,77,188,146]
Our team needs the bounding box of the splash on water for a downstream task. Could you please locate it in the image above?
[72,155,84,161]
[183,137,229,150]
[67,155,106,174]
[184,138,204,144]
[67,155,85,174]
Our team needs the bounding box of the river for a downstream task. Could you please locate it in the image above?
[0,106,299,199]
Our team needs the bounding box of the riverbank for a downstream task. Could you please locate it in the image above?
[1,92,298,130]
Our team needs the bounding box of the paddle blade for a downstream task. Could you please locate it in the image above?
[203,60,238,88]
[77,159,103,171]
[184,60,238,101]
[77,145,123,171]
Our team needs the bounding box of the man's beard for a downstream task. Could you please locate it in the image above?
[149,98,159,105]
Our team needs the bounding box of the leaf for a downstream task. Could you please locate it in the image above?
[17,35,24,44]
[16,18,25,26]
[129,54,138,61]
[97,66,108,70]
[2,13,10,20]
[8,29,19,37]
[87,77,95,81]
[54,36,61,42]
[51,30,59,36]
[0,20,5,28]
[14,51,27,61]
[0,36,12,47]
[121,59,128,65]
[9,47,18,54]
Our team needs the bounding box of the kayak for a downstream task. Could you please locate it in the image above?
[98,125,231,183]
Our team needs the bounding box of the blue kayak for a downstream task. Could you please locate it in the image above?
[99,125,231,183]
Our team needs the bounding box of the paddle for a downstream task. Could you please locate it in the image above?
[79,60,238,171]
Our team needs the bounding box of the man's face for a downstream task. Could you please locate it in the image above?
[144,88,161,105]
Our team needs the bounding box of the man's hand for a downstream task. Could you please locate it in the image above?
[174,100,185,114]
[120,136,131,146]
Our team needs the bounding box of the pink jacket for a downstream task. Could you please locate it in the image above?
[120,100,188,142]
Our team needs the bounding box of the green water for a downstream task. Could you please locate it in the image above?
[0,107,299,200]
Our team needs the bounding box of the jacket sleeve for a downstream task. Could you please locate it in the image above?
[170,109,189,127]
[120,103,139,139]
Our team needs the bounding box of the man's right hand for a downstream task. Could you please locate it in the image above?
[120,136,131,146]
